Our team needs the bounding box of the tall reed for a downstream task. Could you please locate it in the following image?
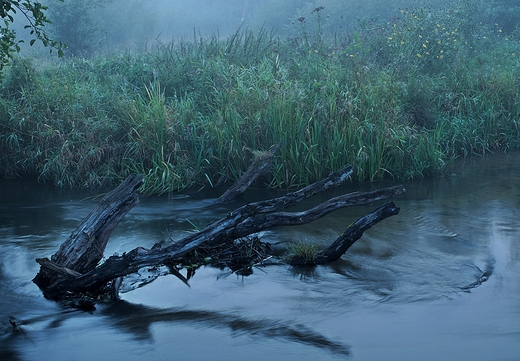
[1,2,519,193]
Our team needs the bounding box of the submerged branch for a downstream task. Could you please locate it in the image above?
[217,144,280,203]
[286,201,401,265]
[32,162,405,304]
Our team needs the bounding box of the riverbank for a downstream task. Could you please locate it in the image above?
[1,3,519,194]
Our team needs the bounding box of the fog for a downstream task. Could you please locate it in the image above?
[8,0,518,62]
[12,0,452,57]
[94,0,449,44]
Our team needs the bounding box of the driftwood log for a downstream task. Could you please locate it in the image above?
[33,160,405,305]
[33,174,144,292]
[216,144,280,203]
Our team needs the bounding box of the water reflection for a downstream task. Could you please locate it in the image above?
[1,153,520,360]
[101,301,351,356]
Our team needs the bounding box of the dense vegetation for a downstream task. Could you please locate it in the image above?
[0,1,519,194]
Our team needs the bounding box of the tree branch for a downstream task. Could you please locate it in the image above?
[33,166,405,303]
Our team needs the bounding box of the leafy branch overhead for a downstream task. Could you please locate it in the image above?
[0,0,64,71]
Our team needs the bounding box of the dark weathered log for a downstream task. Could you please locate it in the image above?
[231,185,405,236]
[316,201,400,264]
[34,165,405,302]
[216,144,280,203]
[35,257,82,278]
[286,201,401,265]
[35,165,356,296]
[33,174,144,293]
[41,192,405,296]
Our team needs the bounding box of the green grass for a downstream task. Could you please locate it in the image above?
[284,240,320,265]
[1,2,519,193]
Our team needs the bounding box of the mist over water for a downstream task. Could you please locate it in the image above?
[1,153,520,360]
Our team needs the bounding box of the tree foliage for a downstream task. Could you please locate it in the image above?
[0,0,63,71]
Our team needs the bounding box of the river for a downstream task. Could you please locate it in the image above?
[1,153,519,360]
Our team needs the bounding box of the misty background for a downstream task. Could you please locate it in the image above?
[10,0,470,58]
[7,0,518,60]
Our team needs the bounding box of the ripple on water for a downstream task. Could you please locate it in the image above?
[1,154,520,361]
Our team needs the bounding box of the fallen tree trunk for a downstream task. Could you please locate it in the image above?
[34,165,405,304]
[33,174,144,292]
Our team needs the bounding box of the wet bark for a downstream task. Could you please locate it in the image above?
[33,174,144,295]
[216,144,279,203]
[33,165,405,302]
[287,201,401,265]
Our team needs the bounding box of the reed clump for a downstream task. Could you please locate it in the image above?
[284,240,320,265]
[1,3,519,193]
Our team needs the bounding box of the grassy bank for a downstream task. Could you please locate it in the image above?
[1,3,519,194]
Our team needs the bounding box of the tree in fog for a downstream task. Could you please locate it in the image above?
[0,0,63,71]
[46,0,113,57]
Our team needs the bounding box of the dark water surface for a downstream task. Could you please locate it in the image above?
[1,154,519,361]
